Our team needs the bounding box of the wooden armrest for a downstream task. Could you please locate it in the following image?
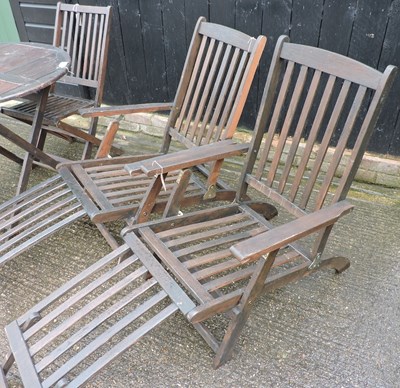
[124,140,250,176]
[57,153,162,169]
[231,201,354,263]
[79,102,174,117]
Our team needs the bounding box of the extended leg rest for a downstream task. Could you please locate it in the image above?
[0,175,85,267]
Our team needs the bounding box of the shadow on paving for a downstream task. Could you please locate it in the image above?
[0,114,399,387]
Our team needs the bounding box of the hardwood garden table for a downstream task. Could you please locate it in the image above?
[0,42,70,194]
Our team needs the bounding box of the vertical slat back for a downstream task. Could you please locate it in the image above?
[166,19,266,149]
[53,3,111,95]
[244,37,397,215]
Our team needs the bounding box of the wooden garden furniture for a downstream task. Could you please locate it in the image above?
[0,18,266,266]
[1,2,113,159]
[0,42,70,194]
[1,36,396,387]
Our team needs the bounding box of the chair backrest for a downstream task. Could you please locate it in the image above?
[238,36,397,217]
[53,2,111,103]
[161,17,266,153]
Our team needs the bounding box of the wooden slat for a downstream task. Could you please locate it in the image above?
[314,85,367,210]
[213,51,249,142]
[204,265,255,292]
[124,232,196,313]
[24,255,138,340]
[16,245,130,326]
[195,43,232,144]
[76,12,86,78]
[163,218,259,249]
[0,176,66,219]
[36,276,158,372]
[0,208,86,268]
[298,79,352,208]
[204,47,241,143]
[58,166,100,218]
[71,165,112,211]
[69,303,178,387]
[278,69,323,193]
[29,264,148,356]
[5,322,42,387]
[42,291,168,388]
[255,60,295,180]
[288,73,336,202]
[0,195,77,243]
[194,258,243,281]
[183,249,232,270]
[157,212,244,239]
[138,227,212,303]
[182,38,216,137]
[267,64,308,186]
[188,41,224,142]
[280,42,382,89]
[175,34,208,131]
[214,50,249,141]
[173,226,266,258]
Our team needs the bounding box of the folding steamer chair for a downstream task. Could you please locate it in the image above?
[1,36,395,386]
[0,18,266,267]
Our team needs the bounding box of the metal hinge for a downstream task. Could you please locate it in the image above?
[203,184,216,200]
[308,252,322,270]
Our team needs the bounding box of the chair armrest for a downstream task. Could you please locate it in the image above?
[79,102,174,117]
[124,140,249,176]
[231,201,354,263]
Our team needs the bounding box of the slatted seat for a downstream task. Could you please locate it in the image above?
[0,18,266,266]
[2,37,396,386]
[1,3,114,159]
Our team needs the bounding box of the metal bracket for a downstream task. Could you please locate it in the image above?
[308,252,322,270]
[203,184,216,200]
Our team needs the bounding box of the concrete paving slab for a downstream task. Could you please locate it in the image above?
[0,114,399,387]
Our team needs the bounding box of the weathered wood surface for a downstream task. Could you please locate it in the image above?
[0,42,70,192]
[3,3,112,159]
[2,35,396,386]
[0,42,69,102]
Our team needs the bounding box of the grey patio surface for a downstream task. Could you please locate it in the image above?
[0,113,399,387]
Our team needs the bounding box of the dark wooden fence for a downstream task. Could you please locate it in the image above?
[9,0,400,155]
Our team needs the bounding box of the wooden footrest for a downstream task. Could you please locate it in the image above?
[0,175,85,267]
[4,244,182,387]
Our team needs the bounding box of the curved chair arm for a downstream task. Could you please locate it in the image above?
[231,201,354,264]
[79,102,174,117]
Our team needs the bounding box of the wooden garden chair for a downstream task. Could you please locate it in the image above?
[0,18,266,266]
[1,2,115,159]
[1,36,396,387]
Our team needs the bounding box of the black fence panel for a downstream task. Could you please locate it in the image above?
[8,0,400,155]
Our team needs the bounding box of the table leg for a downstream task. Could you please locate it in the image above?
[16,86,51,195]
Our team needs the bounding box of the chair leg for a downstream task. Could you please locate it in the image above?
[162,169,192,217]
[212,310,249,368]
[82,117,98,159]
[213,252,278,368]
[95,120,120,159]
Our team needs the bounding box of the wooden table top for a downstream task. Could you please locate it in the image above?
[0,42,71,103]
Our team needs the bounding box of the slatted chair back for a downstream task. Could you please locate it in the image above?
[52,2,111,103]
[239,36,396,217]
[161,17,266,152]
